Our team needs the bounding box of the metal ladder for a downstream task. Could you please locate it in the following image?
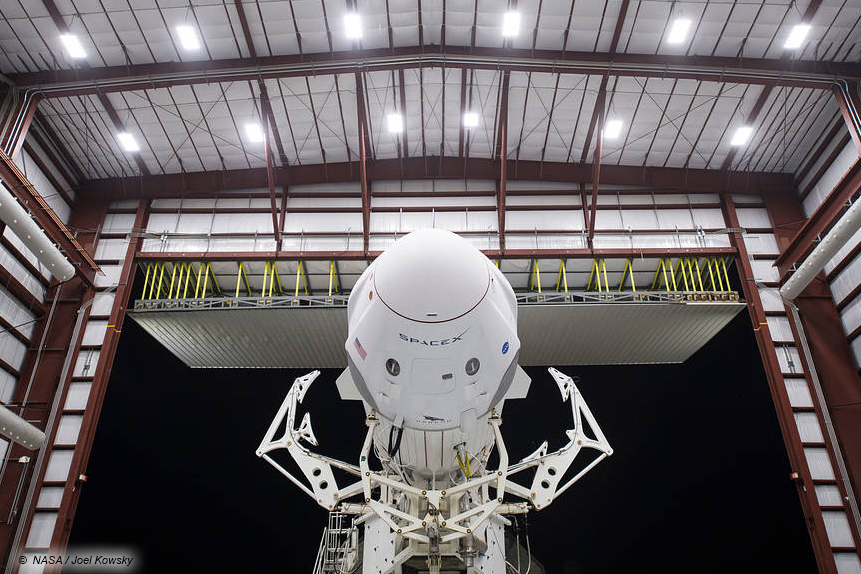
[313,511,357,573]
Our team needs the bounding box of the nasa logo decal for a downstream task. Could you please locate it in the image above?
[502,341,509,355]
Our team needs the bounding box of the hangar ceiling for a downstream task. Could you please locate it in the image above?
[0,0,857,189]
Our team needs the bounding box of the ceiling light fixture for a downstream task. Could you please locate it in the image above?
[730,126,753,146]
[502,11,520,37]
[176,25,201,50]
[784,24,810,49]
[603,119,623,139]
[59,34,86,59]
[117,132,140,152]
[667,18,692,44]
[344,12,362,39]
[463,112,480,128]
[387,113,404,133]
[245,123,265,143]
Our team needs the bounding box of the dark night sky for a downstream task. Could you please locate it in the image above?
[68,308,817,573]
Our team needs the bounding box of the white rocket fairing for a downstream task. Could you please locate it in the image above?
[257,229,612,574]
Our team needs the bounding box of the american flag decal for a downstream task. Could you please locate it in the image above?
[354,337,367,360]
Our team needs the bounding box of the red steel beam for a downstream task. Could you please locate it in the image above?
[356,73,370,255]
[773,158,861,273]
[1,93,40,159]
[721,194,839,574]
[262,112,282,248]
[82,157,793,199]
[10,47,858,97]
[833,82,861,153]
[588,95,605,244]
[497,71,510,253]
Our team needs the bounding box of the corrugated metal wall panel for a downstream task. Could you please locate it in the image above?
[823,510,856,547]
[795,412,825,443]
[803,140,859,217]
[785,378,815,408]
[805,447,837,480]
[835,553,861,574]
[130,301,743,368]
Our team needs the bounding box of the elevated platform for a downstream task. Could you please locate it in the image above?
[129,292,745,368]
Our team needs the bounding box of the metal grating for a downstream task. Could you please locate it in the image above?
[129,294,744,368]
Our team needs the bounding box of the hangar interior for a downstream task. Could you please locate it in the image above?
[0,0,857,572]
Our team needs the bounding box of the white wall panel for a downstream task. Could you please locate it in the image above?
[805,447,836,480]
[506,211,583,231]
[284,212,362,233]
[25,512,57,548]
[94,265,123,288]
[815,484,844,507]
[44,449,74,482]
[286,196,362,208]
[82,321,107,347]
[835,553,861,574]
[850,337,861,369]
[64,382,91,411]
[374,196,495,208]
[18,150,71,224]
[840,295,861,336]
[732,194,762,204]
[72,350,100,378]
[620,210,659,230]
[823,510,855,547]
[505,234,587,250]
[109,200,139,209]
[506,195,578,206]
[36,486,64,509]
[751,260,780,283]
[767,316,793,342]
[0,369,16,403]
[211,213,272,233]
[831,255,861,304]
[802,140,859,217]
[54,414,83,445]
[776,345,802,373]
[759,288,785,312]
[91,292,115,317]
[146,212,180,232]
[691,208,725,228]
[176,213,216,233]
[736,207,771,229]
[0,331,26,372]
[102,212,137,233]
[0,285,36,339]
[743,234,779,255]
[795,412,825,443]
[656,209,694,229]
[94,238,128,261]
[825,227,861,275]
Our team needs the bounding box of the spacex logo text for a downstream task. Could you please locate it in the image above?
[399,329,468,346]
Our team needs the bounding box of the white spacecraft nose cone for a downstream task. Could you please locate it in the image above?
[374,229,490,322]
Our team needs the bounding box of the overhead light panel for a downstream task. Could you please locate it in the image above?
[502,11,520,37]
[344,12,362,39]
[730,126,753,146]
[245,123,265,143]
[463,112,480,128]
[387,113,404,133]
[667,18,692,44]
[59,34,86,59]
[117,132,140,152]
[784,24,810,49]
[176,25,201,50]
[603,119,623,139]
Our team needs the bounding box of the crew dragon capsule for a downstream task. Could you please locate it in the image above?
[257,229,612,574]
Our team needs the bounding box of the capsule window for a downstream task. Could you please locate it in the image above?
[386,358,400,377]
[465,358,480,376]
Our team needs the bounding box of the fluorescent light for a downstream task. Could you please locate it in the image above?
[116,132,140,152]
[784,23,810,49]
[344,12,362,39]
[175,25,201,50]
[603,119,623,139]
[387,113,403,133]
[245,123,265,143]
[730,126,753,146]
[502,11,520,37]
[667,18,692,44]
[463,112,480,128]
[59,34,86,59]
